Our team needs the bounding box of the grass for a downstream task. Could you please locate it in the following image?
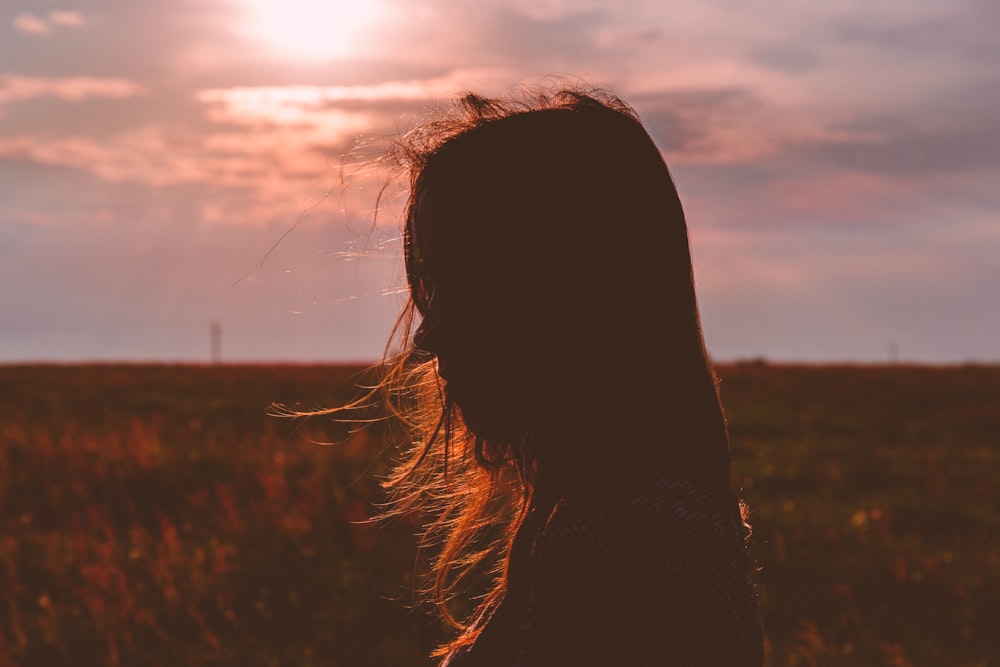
[721,363,999,666]
[0,362,997,666]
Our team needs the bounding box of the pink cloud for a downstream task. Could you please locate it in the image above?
[12,14,50,36]
[761,171,911,220]
[0,75,145,104]
[12,10,86,36]
[196,71,513,114]
[0,130,265,188]
[48,11,86,28]
[0,123,361,227]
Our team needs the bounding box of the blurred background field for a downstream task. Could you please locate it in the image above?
[1,363,997,666]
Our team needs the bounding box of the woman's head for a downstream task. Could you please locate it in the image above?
[376,86,734,644]
[398,89,725,476]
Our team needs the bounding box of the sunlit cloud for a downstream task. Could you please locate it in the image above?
[12,10,86,36]
[48,11,86,28]
[196,69,521,114]
[198,87,375,134]
[0,75,144,105]
[193,71,526,166]
[12,14,50,36]
[0,127,311,188]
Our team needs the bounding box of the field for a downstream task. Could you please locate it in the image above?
[0,363,997,666]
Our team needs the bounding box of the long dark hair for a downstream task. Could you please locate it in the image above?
[365,86,736,655]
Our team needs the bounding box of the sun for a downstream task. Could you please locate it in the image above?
[237,0,383,61]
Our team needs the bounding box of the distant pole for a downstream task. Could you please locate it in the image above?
[888,340,898,365]
[211,322,222,364]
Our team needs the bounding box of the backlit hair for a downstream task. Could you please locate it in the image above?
[356,85,736,655]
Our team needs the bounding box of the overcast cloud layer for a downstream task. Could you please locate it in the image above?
[2,0,997,363]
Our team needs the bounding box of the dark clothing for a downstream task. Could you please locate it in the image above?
[442,471,763,666]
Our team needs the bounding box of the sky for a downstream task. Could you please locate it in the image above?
[1,0,997,364]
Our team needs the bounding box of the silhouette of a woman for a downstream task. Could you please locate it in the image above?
[382,87,763,666]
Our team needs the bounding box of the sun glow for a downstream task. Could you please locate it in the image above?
[238,0,382,60]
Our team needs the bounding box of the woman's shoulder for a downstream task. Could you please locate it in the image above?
[514,467,763,666]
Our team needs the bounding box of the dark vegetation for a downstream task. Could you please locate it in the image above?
[0,363,997,666]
